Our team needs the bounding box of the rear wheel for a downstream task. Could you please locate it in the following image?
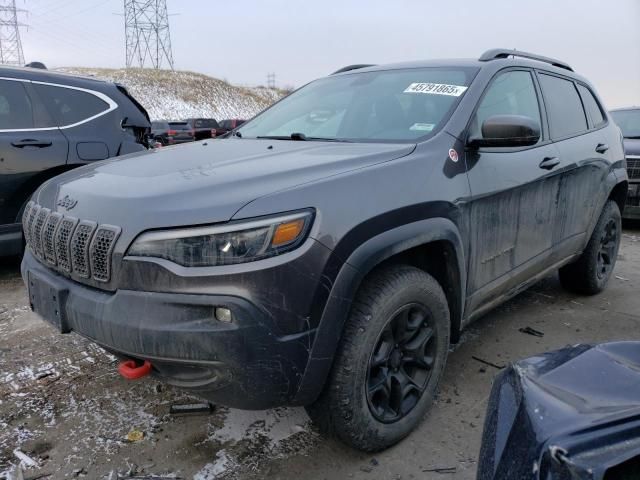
[559,200,621,294]
[306,265,450,452]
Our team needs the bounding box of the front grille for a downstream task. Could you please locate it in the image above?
[90,226,121,282]
[22,202,121,283]
[55,217,78,273]
[627,157,640,180]
[32,208,50,259]
[21,201,34,245]
[70,221,97,278]
[42,212,62,265]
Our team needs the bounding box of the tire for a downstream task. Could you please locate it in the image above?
[306,265,450,452]
[559,200,621,295]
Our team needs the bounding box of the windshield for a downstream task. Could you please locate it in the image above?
[237,67,478,142]
[611,109,640,138]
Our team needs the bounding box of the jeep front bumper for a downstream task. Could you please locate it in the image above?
[21,242,334,409]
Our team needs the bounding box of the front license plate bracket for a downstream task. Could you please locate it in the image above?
[27,271,70,333]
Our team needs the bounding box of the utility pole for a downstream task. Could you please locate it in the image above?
[124,0,174,69]
[267,72,276,89]
[0,0,26,65]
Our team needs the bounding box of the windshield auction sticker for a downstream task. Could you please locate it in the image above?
[404,83,468,96]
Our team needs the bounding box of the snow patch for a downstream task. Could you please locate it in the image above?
[194,450,233,480]
[55,67,286,121]
[210,407,311,447]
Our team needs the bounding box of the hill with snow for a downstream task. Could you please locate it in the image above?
[57,67,287,121]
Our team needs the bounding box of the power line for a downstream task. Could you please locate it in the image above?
[26,0,121,57]
[0,0,26,65]
[124,0,174,69]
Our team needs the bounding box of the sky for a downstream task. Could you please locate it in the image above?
[17,0,640,109]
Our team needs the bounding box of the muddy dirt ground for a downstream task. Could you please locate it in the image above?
[1,223,639,480]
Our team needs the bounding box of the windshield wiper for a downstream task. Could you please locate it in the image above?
[256,132,349,142]
[257,132,308,141]
[625,135,640,139]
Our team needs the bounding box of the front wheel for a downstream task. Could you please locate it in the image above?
[306,265,450,452]
[559,200,622,295]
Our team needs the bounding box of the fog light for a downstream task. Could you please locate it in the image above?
[215,307,233,323]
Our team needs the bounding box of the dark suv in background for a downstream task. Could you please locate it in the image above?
[216,118,246,136]
[0,66,150,257]
[150,121,194,145]
[183,118,220,140]
[21,50,627,451]
[611,107,640,219]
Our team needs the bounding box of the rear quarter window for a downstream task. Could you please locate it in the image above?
[34,83,111,127]
[538,73,588,139]
[577,84,606,128]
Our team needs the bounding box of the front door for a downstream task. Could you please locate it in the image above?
[464,69,561,313]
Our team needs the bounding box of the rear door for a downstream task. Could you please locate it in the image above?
[536,73,610,254]
[32,82,116,164]
[0,78,68,225]
[465,69,561,312]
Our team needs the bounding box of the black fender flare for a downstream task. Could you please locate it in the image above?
[293,217,466,405]
[586,168,627,241]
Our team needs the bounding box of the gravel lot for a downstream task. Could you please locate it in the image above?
[1,223,639,480]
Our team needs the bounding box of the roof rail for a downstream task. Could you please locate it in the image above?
[331,64,376,75]
[479,49,573,72]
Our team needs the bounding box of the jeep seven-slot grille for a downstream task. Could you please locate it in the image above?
[627,157,640,180]
[42,212,62,265]
[22,202,121,283]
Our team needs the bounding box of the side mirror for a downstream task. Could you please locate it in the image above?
[468,114,540,148]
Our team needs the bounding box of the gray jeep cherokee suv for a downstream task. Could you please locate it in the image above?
[21,49,628,451]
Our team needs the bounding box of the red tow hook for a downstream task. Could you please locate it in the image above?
[118,359,153,380]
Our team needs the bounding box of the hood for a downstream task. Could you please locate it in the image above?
[623,138,640,156]
[35,139,414,230]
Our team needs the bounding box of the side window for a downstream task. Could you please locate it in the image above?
[538,74,587,138]
[33,84,110,127]
[472,71,541,141]
[0,80,34,129]
[577,84,605,128]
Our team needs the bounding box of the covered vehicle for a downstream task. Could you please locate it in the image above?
[478,342,640,480]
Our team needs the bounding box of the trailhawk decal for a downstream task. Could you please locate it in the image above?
[404,82,468,96]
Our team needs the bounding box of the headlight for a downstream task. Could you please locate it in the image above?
[127,210,314,267]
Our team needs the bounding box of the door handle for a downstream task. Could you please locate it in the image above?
[595,143,609,154]
[11,139,53,148]
[539,157,560,170]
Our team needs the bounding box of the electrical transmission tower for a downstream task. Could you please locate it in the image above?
[267,73,276,89]
[0,0,25,65]
[124,0,174,69]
